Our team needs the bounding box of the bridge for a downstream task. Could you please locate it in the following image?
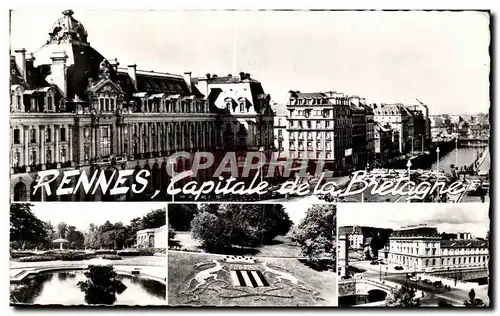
[338,278,395,297]
[458,138,489,147]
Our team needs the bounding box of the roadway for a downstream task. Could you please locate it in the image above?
[349,261,487,306]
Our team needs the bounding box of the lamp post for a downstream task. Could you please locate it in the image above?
[420,134,424,152]
[259,146,264,183]
[436,147,440,174]
[169,158,175,203]
[407,159,412,181]
[455,137,458,168]
[409,136,414,157]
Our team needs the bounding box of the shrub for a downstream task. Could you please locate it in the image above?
[19,255,57,262]
[117,248,158,256]
[54,252,96,261]
[94,250,118,255]
[117,250,141,256]
[10,252,36,259]
[101,255,122,260]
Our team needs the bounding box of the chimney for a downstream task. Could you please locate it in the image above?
[206,73,211,80]
[14,49,27,82]
[183,71,192,93]
[127,64,137,90]
[239,72,245,80]
[49,51,68,97]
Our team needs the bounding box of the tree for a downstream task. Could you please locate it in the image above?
[464,288,486,307]
[56,222,68,239]
[168,224,176,242]
[385,283,421,307]
[168,204,198,231]
[10,203,48,247]
[84,224,99,249]
[141,208,166,229]
[190,204,292,251]
[66,225,85,249]
[293,205,336,264]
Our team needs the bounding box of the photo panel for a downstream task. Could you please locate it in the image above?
[167,202,337,306]
[337,203,490,307]
[9,202,168,306]
[8,9,490,205]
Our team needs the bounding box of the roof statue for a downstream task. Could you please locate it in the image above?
[99,59,111,79]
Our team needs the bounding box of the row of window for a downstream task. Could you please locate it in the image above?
[290,141,334,150]
[290,151,333,159]
[12,147,68,167]
[12,127,67,145]
[291,98,350,106]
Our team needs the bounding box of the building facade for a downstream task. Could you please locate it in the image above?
[136,224,167,249]
[388,225,489,273]
[373,103,411,154]
[338,233,348,277]
[339,226,364,250]
[272,104,289,159]
[349,97,367,170]
[10,10,275,202]
[286,91,352,171]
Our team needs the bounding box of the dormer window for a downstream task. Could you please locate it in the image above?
[239,102,245,112]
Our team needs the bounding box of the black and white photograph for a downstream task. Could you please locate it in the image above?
[9,203,167,306]
[8,9,490,203]
[167,203,337,306]
[337,203,490,307]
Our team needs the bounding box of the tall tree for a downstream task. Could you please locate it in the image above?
[10,203,48,246]
[142,208,166,229]
[56,222,68,239]
[293,205,336,264]
[168,204,198,231]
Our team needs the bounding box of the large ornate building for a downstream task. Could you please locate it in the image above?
[10,10,275,202]
[387,225,489,273]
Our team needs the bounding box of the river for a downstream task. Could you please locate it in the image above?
[426,147,487,172]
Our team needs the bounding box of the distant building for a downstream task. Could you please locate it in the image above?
[374,122,396,164]
[338,233,348,277]
[372,103,412,154]
[349,96,367,170]
[136,224,167,249]
[388,225,489,272]
[339,225,364,249]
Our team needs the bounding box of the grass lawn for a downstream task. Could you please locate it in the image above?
[168,251,337,307]
[172,233,302,258]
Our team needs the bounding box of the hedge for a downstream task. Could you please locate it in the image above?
[101,255,122,260]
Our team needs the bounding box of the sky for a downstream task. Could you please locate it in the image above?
[30,203,167,232]
[338,203,489,238]
[9,9,490,115]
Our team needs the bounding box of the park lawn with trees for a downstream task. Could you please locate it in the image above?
[10,204,166,262]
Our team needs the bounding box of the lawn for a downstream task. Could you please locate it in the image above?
[168,251,337,307]
[172,233,302,258]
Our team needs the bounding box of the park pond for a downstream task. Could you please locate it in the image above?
[11,270,166,306]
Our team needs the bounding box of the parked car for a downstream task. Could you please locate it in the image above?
[395,266,404,270]
[409,276,418,282]
[433,280,444,288]
[422,279,430,284]
[370,261,380,265]
[341,275,352,280]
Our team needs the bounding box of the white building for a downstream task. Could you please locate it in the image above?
[339,225,364,249]
[388,225,489,272]
[136,225,167,249]
[338,233,348,277]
